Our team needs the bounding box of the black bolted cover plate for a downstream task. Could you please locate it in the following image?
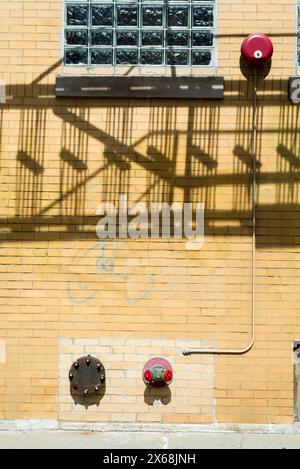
[69,355,105,404]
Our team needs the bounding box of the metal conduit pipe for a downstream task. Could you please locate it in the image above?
[182,69,258,356]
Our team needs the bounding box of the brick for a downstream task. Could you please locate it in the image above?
[0,0,298,427]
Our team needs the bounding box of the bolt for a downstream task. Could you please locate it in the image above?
[84,388,88,395]
[100,374,105,382]
[69,372,73,380]
[95,385,99,392]
[74,361,79,369]
[86,357,90,366]
[73,384,77,390]
[97,363,101,371]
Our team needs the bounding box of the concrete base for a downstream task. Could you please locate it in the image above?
[1,419,300,433]
[0,429,300,449]
[0,421,300,448]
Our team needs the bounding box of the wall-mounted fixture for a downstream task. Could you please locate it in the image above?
[241,34,273,67]
[182,34,269,358]
[69,354,105,406]
[55,76,224,99]
[143,357,173,388]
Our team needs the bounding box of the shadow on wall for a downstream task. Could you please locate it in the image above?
[0,60,299,245]
[276,105,300,206]
[144,385,172,406]
[60,108,89,216]
[16,108,46,217]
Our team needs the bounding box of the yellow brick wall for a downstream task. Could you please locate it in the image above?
[0,0,299,424]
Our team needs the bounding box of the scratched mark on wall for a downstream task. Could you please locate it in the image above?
[66,240,155,306]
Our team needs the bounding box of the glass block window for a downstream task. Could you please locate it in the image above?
[64,1,216,67]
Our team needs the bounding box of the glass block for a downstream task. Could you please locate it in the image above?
[167,6,189,28]
[166,49,189,66]
[142,6,163,27]
[117,6,138,27]
[116,49,138,65]
[141,31,163,46]
[65,29,87,46]
[116,30,138,46]
[64,0,216,68]
[192,50,211,65]
[91,48,112,65]
[91,29,112,46]
[192,31,213,47]
[91,5,113,26]
[167,31,189,47]
[193,6,214,27]
[141,49,163,65]
[66,5,88,26]
[65,47,88,65]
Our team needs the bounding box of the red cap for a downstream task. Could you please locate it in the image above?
[164,369,173,383]
[143,369,153,383]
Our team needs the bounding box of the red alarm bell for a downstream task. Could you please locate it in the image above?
[241,34,273,67]
[143,357,173,387]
